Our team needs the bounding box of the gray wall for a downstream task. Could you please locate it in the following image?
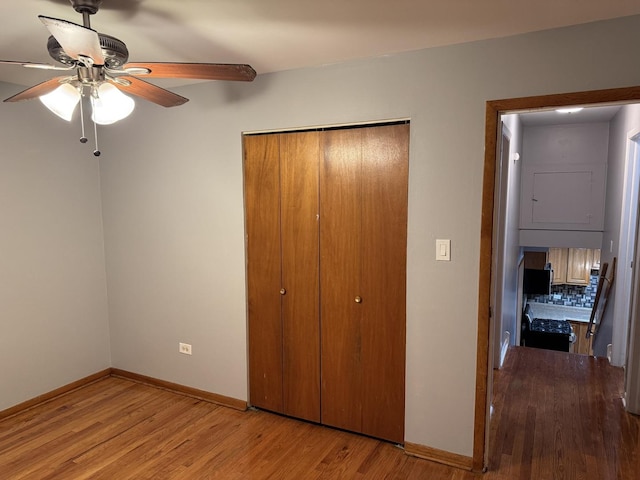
[100,16,640,457]
[0,83,111,410]
[501,114,524,355]
[2,15,640,459]
[598,103,640,361]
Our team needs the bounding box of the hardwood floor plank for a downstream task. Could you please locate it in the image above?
[0,352,638,479]
[67,399,216,479]
[0,379,130,448]
[488,347,639,480]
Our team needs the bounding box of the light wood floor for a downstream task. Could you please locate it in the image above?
[0,347,638,479]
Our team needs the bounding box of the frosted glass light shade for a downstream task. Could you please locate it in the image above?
[39,84,81,121]
[91,83,135,125]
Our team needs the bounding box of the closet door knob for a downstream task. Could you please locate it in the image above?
[280,288,287,295]
[354,296,362,303]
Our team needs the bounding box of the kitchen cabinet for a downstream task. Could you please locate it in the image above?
[566,248,593,285]
[568,321,593,355]
[547,247,599,286]
[547,248,568,285]
[244,123,409,444]
[591,248,601,270]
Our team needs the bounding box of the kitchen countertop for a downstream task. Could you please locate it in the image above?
[526,302,592,323]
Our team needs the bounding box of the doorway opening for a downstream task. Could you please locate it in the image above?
[473,86,640,472]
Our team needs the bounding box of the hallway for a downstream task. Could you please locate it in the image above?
[488,346,639,479]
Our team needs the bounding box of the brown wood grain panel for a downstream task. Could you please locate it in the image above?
[405,442,473,471]
[244,133,284,413]
[320,127,364,434]
[3,77,67,103]
[280,131,321,422]
[246,124,408,442]
[474,100,499,471]
[113,76,189,107]
[123,62,256,81]
[360,123,408,443]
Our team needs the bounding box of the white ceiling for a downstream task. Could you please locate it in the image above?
[518,105,623,126]
[1,0,640,90]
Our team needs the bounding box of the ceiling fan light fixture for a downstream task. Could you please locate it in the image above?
[39,83,81,121]
[4,1,256,154]
[90,82,135,125]
[556,107,584,114]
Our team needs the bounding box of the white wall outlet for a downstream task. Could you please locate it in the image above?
[179,342,192,355]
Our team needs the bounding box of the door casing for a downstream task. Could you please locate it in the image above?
[475,86,640,472]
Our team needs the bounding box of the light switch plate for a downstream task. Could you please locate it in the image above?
[436,239,451,261]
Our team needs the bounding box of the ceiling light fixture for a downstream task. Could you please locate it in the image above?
[38,80,135,156]
[2,0,256,156]
[90,82,134,125]
[39,83,81,121]
[39,82,135,125]
[556,107,584,114]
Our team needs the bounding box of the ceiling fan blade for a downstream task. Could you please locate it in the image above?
[39,16,105,65]
[123,62,256,82]
[3,77,67,102]
[112,77,189,107]
[0,60,75,71]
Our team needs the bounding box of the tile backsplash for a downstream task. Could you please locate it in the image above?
[528,270,599,309]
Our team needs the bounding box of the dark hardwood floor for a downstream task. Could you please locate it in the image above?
[488,346,639,480]
[0,346,638,479]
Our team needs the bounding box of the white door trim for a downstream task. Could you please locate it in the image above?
[612,129,640,366]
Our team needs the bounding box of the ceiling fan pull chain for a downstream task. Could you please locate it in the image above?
[93,118,101,157]
[79,92,88,144]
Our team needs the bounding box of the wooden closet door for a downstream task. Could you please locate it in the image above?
[245,134,284,413]
[247,124,407,442]
[320,128,363,434]
[245,132,321,422]
[280,132,321,422]
[320,124,408,444]
[360,124,408,443]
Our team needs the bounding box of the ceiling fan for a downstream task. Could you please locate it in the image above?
[0,0,257,155]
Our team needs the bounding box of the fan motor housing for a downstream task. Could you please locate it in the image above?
[47,33,129,68]
[70,0,103,16]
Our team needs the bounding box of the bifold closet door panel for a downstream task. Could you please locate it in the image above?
[247,124,408,442]
[360,124,408,443]
[245,134,284,413]
[320,124,408,444]
[280,132,321,422]
[320,128,363,434]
